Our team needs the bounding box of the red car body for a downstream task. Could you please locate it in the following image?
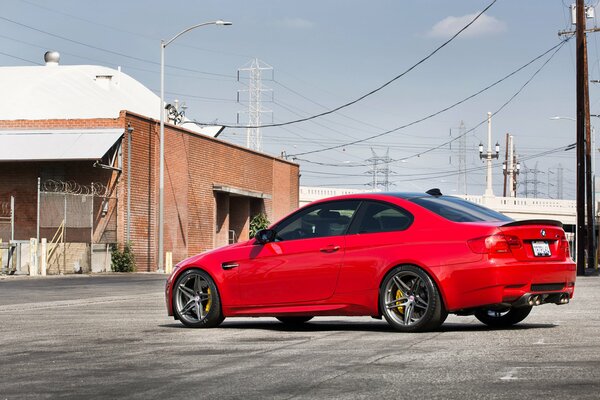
[166,192,576,328]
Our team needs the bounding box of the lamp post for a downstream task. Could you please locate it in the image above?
[158,20,232,273]
[127,124,133,244]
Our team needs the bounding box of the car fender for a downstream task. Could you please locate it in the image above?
[377,260,449,315]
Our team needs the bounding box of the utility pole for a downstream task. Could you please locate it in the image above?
[521,163,529,198]
[503,134,519,197]
[479,112,500,197]
[503,133,509,197]
[576,0,590,275]
[583,17,596,275]
[560,1,598,274]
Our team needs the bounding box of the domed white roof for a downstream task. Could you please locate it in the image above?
[0,63,222,136]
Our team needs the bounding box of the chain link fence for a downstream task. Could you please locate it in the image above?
[38,180,117,274]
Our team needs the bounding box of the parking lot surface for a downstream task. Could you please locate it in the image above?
[1,273,599,399]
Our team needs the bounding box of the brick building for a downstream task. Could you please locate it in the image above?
[0,53,299,272]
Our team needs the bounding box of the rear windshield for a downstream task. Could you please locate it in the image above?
[410,196,513,223]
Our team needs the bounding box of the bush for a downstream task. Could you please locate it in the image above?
[249,213,270,238]
[111,243,136,272]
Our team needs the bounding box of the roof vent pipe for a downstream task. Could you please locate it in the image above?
[44,51,60,66]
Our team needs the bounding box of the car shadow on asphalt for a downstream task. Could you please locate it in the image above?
[159,319,557,333]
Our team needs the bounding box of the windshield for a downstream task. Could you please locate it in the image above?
[410,196,513,223]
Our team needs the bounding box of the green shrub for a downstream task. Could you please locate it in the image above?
[111,243,136,272]
[249,213,270,238]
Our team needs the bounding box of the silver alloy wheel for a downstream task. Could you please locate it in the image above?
[175,272,213,324]
[383,271,430,326]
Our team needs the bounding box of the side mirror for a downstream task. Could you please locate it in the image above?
[255,229,276,244]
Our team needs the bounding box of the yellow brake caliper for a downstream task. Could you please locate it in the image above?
[205,288,212,313]
[395,289,405,314]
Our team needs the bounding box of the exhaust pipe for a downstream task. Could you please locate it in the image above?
[523,293,570,307]
[528,295,541,306]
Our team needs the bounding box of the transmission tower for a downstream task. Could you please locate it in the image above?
[557,163,564,199]
[547,164,565,199]
[365,148,393,191]
[520,162,544,198]
[237,58,273,152]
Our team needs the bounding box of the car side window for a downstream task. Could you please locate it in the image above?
[351,201,413,234]
[275,200,361,241]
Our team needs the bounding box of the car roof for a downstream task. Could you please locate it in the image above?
[308,191,439,204]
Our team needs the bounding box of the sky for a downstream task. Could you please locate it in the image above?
[2,0,597,199]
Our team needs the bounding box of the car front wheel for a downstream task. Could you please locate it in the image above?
[474,306,532,328]
[380,265,445,332]
[173,269,224,328]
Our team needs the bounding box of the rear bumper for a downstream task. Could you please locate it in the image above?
[510,291,571,308]
[441,258,576,311]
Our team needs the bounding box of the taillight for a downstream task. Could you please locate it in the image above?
[560,235,571,258]
[468,234,522,255]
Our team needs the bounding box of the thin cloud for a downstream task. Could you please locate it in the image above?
[428,13,506,38]
[275,17,315,29]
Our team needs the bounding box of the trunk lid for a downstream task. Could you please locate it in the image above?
[497,219,568,261]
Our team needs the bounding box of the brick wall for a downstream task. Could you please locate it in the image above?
[0,112,299,272]
[0,161,114,241]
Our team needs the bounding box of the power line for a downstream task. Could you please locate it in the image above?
[16,0,253,60]
[0,50,41,65]
[291,38,570,158]
[300,143,575,182]
[193,0,498,129]
[272,79,390,133]
[0,31,237,84]
[0,15,236,79]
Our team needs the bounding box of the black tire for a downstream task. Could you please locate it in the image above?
[474,306,532,328]
[173,269,224,328]
[276,316,313,325]
[380,265,445,332]
[439,308,449,326]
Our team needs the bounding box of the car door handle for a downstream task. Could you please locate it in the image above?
[222,263,239,270]
[320,245,340,253]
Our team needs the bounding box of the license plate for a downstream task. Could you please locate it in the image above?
[532,240,551,257]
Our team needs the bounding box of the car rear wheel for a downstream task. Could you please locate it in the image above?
[173,269,224,328]
[380,265,445,332]
[276,316,313,325]
[474,306,532,328]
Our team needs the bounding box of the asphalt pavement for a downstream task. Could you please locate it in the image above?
[0,273,599,399]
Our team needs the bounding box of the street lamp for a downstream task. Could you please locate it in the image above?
[550,116,576,122]
[158,19,232,273]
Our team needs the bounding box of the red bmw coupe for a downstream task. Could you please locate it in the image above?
[165,190,576,332]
